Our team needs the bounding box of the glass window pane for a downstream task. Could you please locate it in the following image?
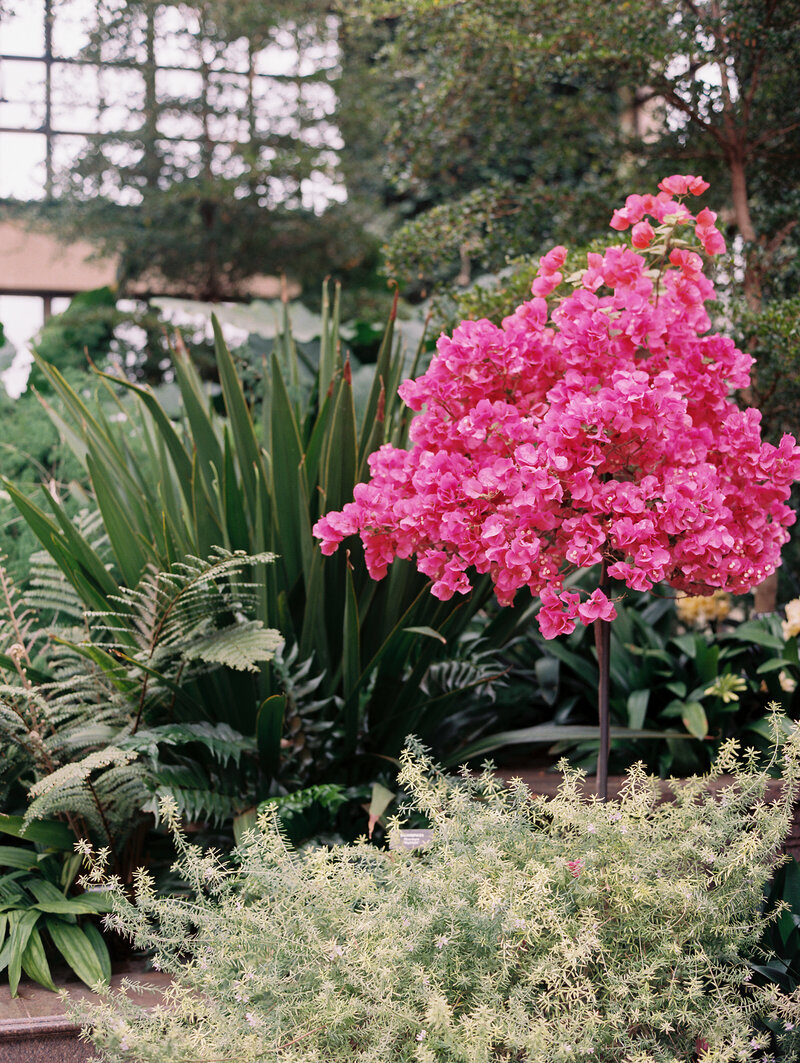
[50,0,94,59]
[0,0,45,57]
[96,67,146,133]
[0,60,46,128]
[0,132,46,198]
[51,62,102,132]
[154,4,201,69]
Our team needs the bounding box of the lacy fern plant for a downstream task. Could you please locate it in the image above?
[0,550,281,879]
[76,718,800,1063]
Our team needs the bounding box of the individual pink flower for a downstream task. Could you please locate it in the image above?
[578,589,617,624]
[630,220,655,248]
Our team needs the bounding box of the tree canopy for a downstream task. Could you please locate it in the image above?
[357,0,800,301]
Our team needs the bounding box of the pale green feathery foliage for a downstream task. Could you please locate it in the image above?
[76,717,800,1063]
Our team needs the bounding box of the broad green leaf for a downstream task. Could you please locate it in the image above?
[0,847,39,871]
[756,658,797,675]
[86,451,151,586]
[681,700,709,739]
[367,782,395,838]
[233,808,259,846]
[270,351,306,586]
[97,370,194,499]
[1,481,113,611]
[21,925,56,992]
[171,344,225,495]
[222,425,250,552]
[446,724,688,765]
[719,620,785,651]
[0,814,75,851]
[82,920,112,984]
[213,315,268,520]
[0,652,50,684]
[8,908,41,996]
[46,916,108,989]
[320,370,357,516]
[627,689,650,730]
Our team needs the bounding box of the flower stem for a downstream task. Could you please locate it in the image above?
[594,563,611,801]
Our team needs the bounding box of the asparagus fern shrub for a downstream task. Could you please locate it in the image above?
[76,718,800,1063]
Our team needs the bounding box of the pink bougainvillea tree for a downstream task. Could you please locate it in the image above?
[314,176,800,796]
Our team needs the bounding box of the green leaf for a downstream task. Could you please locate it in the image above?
[86,451,151,586]
[367,782,395,838]
[719,621,785,651]
[403,625,447,644]
[0,814,75,851]
[756,659,797,675]
[82,920,112,984]
[233,808,259,847]
[45,916,108,988]
[256,695,285,780]
[183,621,283,673]
[8,908,41,996]
[681,700,709,739]
[342,565,361,711]
[21,925,56,992]
[446,724,688,765]
[213,315,268,521]
[269,351,306,587]
[627,689,650,730]
[0,847,39,871]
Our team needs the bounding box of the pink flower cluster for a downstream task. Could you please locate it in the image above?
[314,178,800,639]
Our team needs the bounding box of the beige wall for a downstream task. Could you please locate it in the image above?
[0,219,291,300]
[0,220,116,296]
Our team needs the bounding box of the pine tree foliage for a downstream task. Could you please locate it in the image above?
[75,723,800,1063]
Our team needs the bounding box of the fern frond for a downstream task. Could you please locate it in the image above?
[121,722,256,767]
[182,621,283,673]
[25,746,148,846]
[87,549,279,677]
[143,761,244,827]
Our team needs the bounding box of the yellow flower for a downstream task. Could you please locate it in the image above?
[676,590,730,628]
[782,598,800,641]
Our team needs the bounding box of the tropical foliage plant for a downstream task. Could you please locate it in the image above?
[461,591,800,777]
[0,545,280,888]
[73,724,800,1063]
[5,286,516,795]
[0,816,113,997]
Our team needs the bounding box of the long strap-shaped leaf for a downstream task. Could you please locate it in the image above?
[3,481,118,612]
[213,315,269,524]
